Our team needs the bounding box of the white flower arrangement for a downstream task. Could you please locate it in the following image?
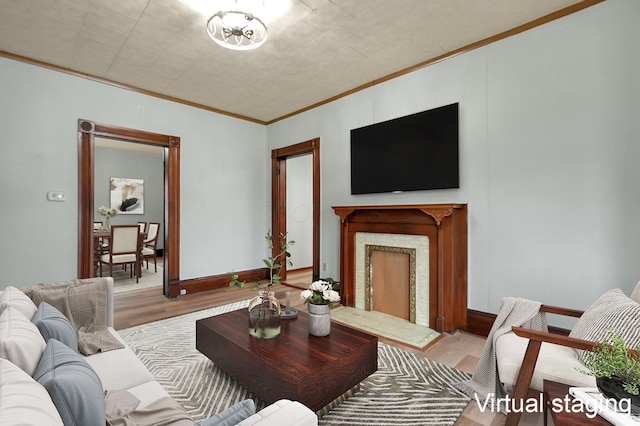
[98,205,117,218]
[300,279,341,306]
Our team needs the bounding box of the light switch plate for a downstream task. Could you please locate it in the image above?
[47,191,66,201]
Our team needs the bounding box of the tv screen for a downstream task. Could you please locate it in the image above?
[350,103,459,195]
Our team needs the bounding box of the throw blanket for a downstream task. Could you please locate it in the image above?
[105,390,193,426]
[454,297,548,402]
[22,278,124,355]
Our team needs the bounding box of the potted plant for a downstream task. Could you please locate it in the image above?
[229,232,294,339]
[577,329,640,412]
[299,278,341,337]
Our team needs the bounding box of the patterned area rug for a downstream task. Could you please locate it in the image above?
[118,302,471,425]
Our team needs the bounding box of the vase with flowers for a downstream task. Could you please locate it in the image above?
[229,232,295,339]
[97,206,117,230]
[300,279,341,337]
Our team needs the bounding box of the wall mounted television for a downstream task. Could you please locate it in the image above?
[350,103,459,195]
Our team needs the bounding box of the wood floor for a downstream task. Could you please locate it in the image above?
[113,273,544,426]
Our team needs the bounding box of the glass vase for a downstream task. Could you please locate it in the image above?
[103,217,111,230]
[307,303,331,337]
[247,291,281,339]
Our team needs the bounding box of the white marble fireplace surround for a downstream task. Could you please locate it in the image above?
[355,232,430,327]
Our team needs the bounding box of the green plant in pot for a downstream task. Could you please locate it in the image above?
[229,232,294,339]
[577,329,640,412]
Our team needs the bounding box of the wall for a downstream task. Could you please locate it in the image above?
[95,145,164,249]
[0,56,268,289]
[267,0,640,316]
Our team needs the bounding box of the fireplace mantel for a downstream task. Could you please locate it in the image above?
[332,204,467,333]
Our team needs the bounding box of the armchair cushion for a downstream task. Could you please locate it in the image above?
[496,331,595,391]
[569,288,640,349]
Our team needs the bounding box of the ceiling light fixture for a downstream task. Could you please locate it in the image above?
[207,0,268,51]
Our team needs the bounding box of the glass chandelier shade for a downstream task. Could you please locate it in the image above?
[207,2,268,51]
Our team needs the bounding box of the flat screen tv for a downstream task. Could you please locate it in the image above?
[350,103,459,195]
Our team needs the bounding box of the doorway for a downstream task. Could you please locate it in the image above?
[271,138,320,283]
[94,138,164,292]
[77,120,181,298]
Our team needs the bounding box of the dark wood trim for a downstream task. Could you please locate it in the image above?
[465,309,496,337]
[77,120,181,298]
[466,309,572,337]
[179,267,269,295]
[271,138,320,282]
[0,1,603,125]
[288,266,313,274]
[332,204,467,333]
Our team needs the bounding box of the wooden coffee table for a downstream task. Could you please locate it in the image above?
[196,308,378,413]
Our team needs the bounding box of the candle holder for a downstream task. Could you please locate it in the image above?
[280,291,298,319]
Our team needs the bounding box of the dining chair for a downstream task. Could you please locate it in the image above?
[142,222,160,272]
[138,221,147,234]
[99,225,142,283]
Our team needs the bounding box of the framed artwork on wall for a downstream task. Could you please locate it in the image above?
[110,177,144,214]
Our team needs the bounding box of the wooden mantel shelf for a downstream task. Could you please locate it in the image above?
[332,204,468,333]
[333,203,466,226]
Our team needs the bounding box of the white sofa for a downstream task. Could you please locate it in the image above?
[0,277,317,426]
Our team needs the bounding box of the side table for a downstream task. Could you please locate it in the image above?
[543,380,610,425]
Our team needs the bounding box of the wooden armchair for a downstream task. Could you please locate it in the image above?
[502,284,640,426]
[505,305,594,425]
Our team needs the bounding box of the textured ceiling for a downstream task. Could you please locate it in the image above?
[0,0,595,123]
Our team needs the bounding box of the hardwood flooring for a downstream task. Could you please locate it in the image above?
[113,272,543,425]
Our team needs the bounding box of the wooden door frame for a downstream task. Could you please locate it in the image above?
[271,138,320,281]
[77,120,181,298]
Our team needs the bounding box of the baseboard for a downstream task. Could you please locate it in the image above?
[288,266,313,274]
[465,309,497,336]
[178,268,269,295]
[466,309,571,337]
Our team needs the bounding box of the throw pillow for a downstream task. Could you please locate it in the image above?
[195,400,255,426]
[0,358,64,426]
[33,339,106,426]
[0,286,38,320]
[630,280,640,304]
[569,288,640,349]
[0,307,47,376]
[32,302,78,352]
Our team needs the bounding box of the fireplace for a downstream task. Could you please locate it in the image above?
[333,204,467,333]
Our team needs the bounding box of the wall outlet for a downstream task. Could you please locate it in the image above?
[180,289,186,295]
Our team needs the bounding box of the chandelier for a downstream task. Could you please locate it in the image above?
[207,1,268,51]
